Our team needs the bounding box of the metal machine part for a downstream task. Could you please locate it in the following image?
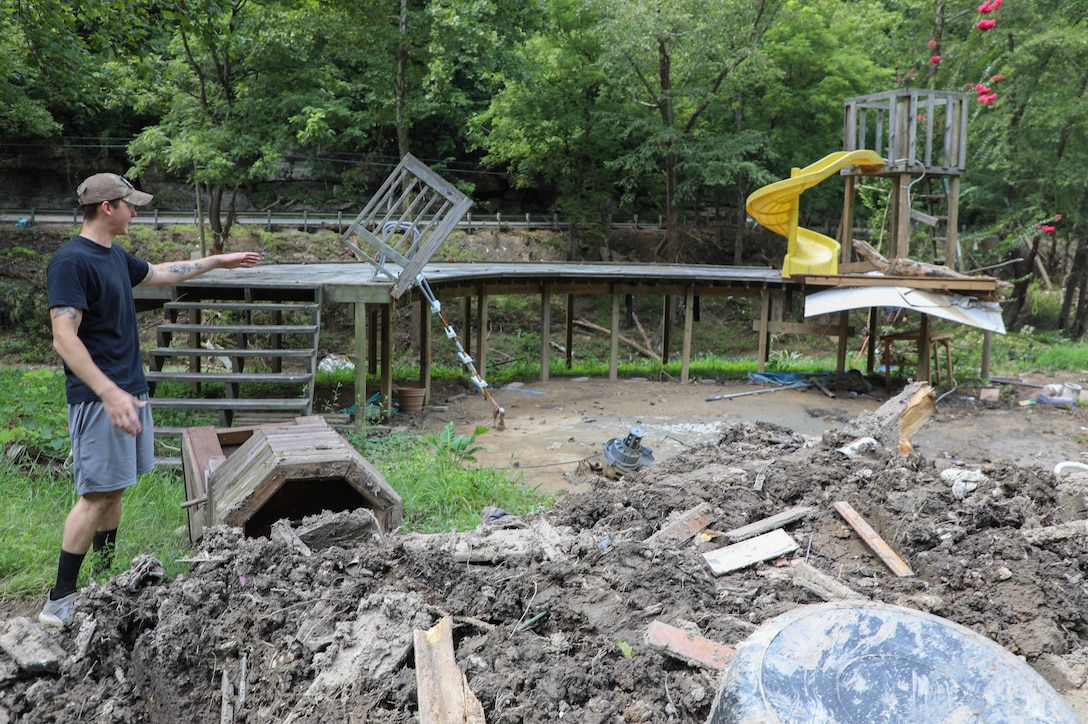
[602,426,655,478]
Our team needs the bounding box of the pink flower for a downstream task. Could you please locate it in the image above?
[917,113,926,121]
[977,18,996,30]
[991,74,1005,83]
[977,93,997,105]
[1055,214,1063,221]
[1036,224,1056,235]
[976,85,992,95]
[992,0,1003,9]
[978,1,993,12]
[930,55,942,65]
[927,39,938,50]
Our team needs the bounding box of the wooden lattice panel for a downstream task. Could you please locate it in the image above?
[339,154,473,299]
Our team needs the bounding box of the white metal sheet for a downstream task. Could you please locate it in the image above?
[804,285,1006,334]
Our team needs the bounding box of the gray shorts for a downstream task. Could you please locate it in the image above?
[68,394,155,496]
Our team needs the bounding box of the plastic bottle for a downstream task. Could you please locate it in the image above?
[1036,394,1077,408]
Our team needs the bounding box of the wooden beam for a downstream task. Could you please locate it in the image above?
[413,616,486,724]
[833,500,914,577]
[724,505,815,543]
[645,620,735,670]
[703,529,799,576]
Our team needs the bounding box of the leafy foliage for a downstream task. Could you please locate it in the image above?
[0,368,68,462]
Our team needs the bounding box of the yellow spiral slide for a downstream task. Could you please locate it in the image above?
[746,150,884,278]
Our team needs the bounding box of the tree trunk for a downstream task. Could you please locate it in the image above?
[1003,237,1039,329]
[733,184,748,265]
[208,186,225,254]
[1058,237,1085,331]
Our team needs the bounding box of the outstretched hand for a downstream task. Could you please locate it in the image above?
[220,251,262,269]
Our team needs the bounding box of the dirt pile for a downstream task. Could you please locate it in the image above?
[4,395,1088,722]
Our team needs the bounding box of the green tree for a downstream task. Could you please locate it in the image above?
[591,0,785,261]
[124,0,364,251]
[472,0,629,256]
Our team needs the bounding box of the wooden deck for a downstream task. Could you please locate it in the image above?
[133,261,1002,419]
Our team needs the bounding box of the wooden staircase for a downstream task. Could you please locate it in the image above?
[147,284,322,436]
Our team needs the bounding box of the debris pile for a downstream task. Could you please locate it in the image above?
[4,386,1088,722]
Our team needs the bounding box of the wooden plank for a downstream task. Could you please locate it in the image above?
[645,620,736,670]
[702,529,799,576]
[413,615,485,724]
[646,503,714,545]
[759,560,867,602]
[724,505,816,543]
[833,501,914,577]
[796,274,999,292]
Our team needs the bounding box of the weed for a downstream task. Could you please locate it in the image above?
[0,368,68,462]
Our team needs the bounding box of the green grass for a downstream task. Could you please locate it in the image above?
[0,365,558,601]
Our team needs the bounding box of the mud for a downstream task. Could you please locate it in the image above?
[5,375,1088,722]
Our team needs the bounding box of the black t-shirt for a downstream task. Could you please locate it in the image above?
[46,235,151,404]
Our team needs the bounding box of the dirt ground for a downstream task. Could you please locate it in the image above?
[419,373,1088,497]
[6,372,1088,722]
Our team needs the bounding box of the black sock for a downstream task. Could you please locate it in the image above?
[93,528,118,570]
[51,550,86,599]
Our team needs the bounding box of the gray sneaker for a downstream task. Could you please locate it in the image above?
[39,591,77,627]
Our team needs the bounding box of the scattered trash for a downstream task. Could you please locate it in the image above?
[1054,461,1088,476]
[1037,394,1077,408]
[481,506,508,525]
[602,426,655,478]
[835,436,881,458]
[941,468,987,499]
[318,354,355,373]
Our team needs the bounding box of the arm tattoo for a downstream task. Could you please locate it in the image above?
[51,306,78,320]
[166,261,205,276]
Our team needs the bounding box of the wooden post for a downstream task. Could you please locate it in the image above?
[840,175,858,265]
[565,294,574,369]
[354,303,367,422]
[757,288,771,373]
[982,330,992,381]
[381,303,393,420]
[462,297,471,358]
[836,310,850,376]
[610,288,620,381]
[661,295,672,365]
[540,284,551,382]
[420,297,431,403]
[367,307,378,375]
[476,288,488,379]
[681,286,694,383]
[918,313,931,382]
[946,175,961,269]
[895,173,911,259]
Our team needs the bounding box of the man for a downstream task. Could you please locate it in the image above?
[41,173,260,626]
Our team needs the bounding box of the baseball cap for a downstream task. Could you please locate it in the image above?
[77,173,154,206]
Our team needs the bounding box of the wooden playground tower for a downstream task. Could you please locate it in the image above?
[838,89,971,269]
